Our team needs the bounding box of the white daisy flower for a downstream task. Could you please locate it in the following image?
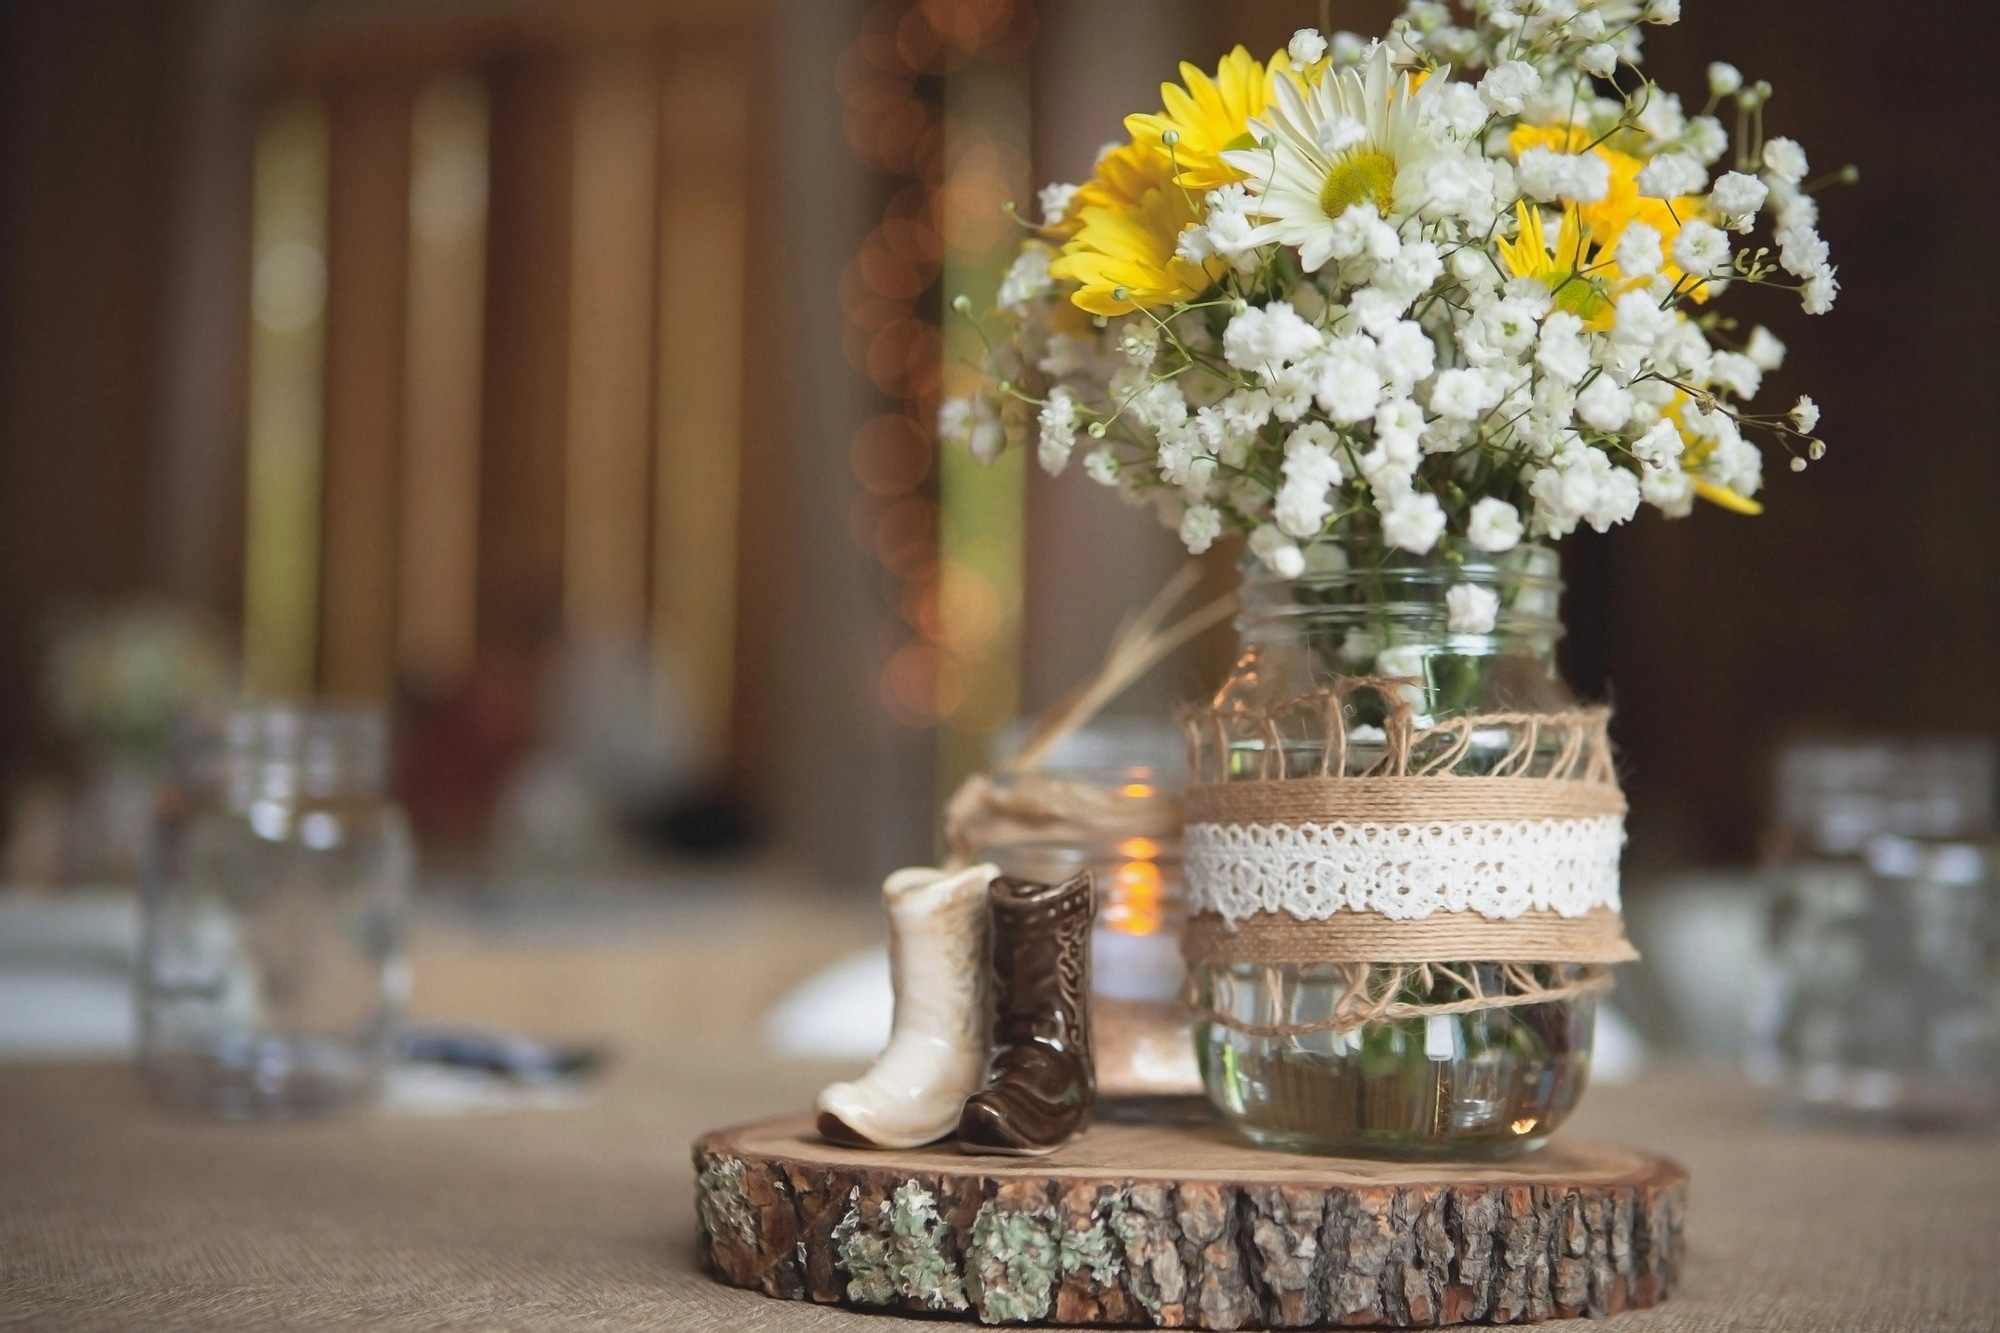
[1220,45,1447,272]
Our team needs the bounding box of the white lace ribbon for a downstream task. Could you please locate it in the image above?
[1183,815,1626,927]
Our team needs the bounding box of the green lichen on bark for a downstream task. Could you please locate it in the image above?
[967,1200,1060,1324]
[696,1156,756,1250]
[831,1180,969,1312]
[1059,1194,1127,1288]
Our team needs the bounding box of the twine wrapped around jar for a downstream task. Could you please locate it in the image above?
[1180,676,1637,1036]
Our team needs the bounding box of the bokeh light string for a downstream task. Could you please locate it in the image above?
[836,0,1031,729]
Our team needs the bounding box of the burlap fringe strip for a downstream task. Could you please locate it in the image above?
[1182,675,1617,786]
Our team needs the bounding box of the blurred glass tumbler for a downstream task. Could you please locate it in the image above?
[1752,737,2000,1129]
[974,720,1201,1097]
[140,706,412,1116]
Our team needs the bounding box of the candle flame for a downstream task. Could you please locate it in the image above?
[1103,857,1163,935]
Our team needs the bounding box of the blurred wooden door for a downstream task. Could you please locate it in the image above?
[239,0,780,809]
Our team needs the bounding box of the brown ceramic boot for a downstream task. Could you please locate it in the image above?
[955,872,1094,1156]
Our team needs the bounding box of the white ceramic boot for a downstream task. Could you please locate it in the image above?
[815,862,997,1149]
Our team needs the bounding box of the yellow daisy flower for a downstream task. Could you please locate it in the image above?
[1124,46,1283,193]
[1045,141,1170,240]
[1495,201,1622,328]
[1508,126,1709,302]
[1048,170,1223,316]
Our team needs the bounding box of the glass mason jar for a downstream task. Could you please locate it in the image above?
[975,719,1201,1097]
[1748,739,2000,1128]
[1752,834,2000,1130]
[139,706,412,1116]
[1189,545,1600,1159]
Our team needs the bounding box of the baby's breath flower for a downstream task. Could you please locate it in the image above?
[1636,152,1706,200]
[1179,504,1222,555]
[1382,491,1448,554]
[1709,351,1762,401]
[1516,147,1610,203]
[1446,583,1500,634]
[1466,497,1523,553]
[1684,115,1730,165]
[1802,267,1839,314]
[1534,311,1591,386]
[1275,441,1343,539]
[1631,418,1684,469]
[1707,62,1742,97]
[1642,464,1695,517]
[1326,204,1401,266]
[1615,222,1665,279]
[938,397,973,446]
[1422,154,1496,221]
[997,245,1053,312]
[1424,83,1488,140]
[1709,171,1769,229]
[1223,302,1323,373]
[1577,375,1636,431]
[1375,320,1437,391]
[1790,395,1821,433]
[1671,219,1731,276]
[1288,27,1328,66]
[1174,223,1214,266]
[1762,136,1809,184]
[942,394,1002,461]
[1745,326,1787,371]
[1037,387,1079,476]
[1376,241,1443,303]
[1267,364,1316,422]
[1635,89,1687,143]
[1315,342,1386,424]
[1430,367,1499,420]
[1037,182,1078,228]
[1479,61,1541,115]
[1612,291,1674,348]
[1776,223,1830,279]
[1248,523,1305,577]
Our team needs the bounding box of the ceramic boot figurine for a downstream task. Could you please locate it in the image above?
[956,872,1095,1156]
[815,862,998,1149]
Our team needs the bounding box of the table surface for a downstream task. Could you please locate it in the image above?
[4,893,1998,1331]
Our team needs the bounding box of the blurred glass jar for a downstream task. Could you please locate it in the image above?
[975,718,1199,1097]
[139,706,412,1116]
[1751,737,1999,1129]
[1770,737,1995,859]
[1750,834,2000,1129]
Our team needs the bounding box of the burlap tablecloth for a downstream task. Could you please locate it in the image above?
[2,897,1996,1330]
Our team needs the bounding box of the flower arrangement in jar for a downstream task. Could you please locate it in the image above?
[943,0,1843,1158]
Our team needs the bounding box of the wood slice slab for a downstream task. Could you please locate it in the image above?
[694,1103,1685,1328]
